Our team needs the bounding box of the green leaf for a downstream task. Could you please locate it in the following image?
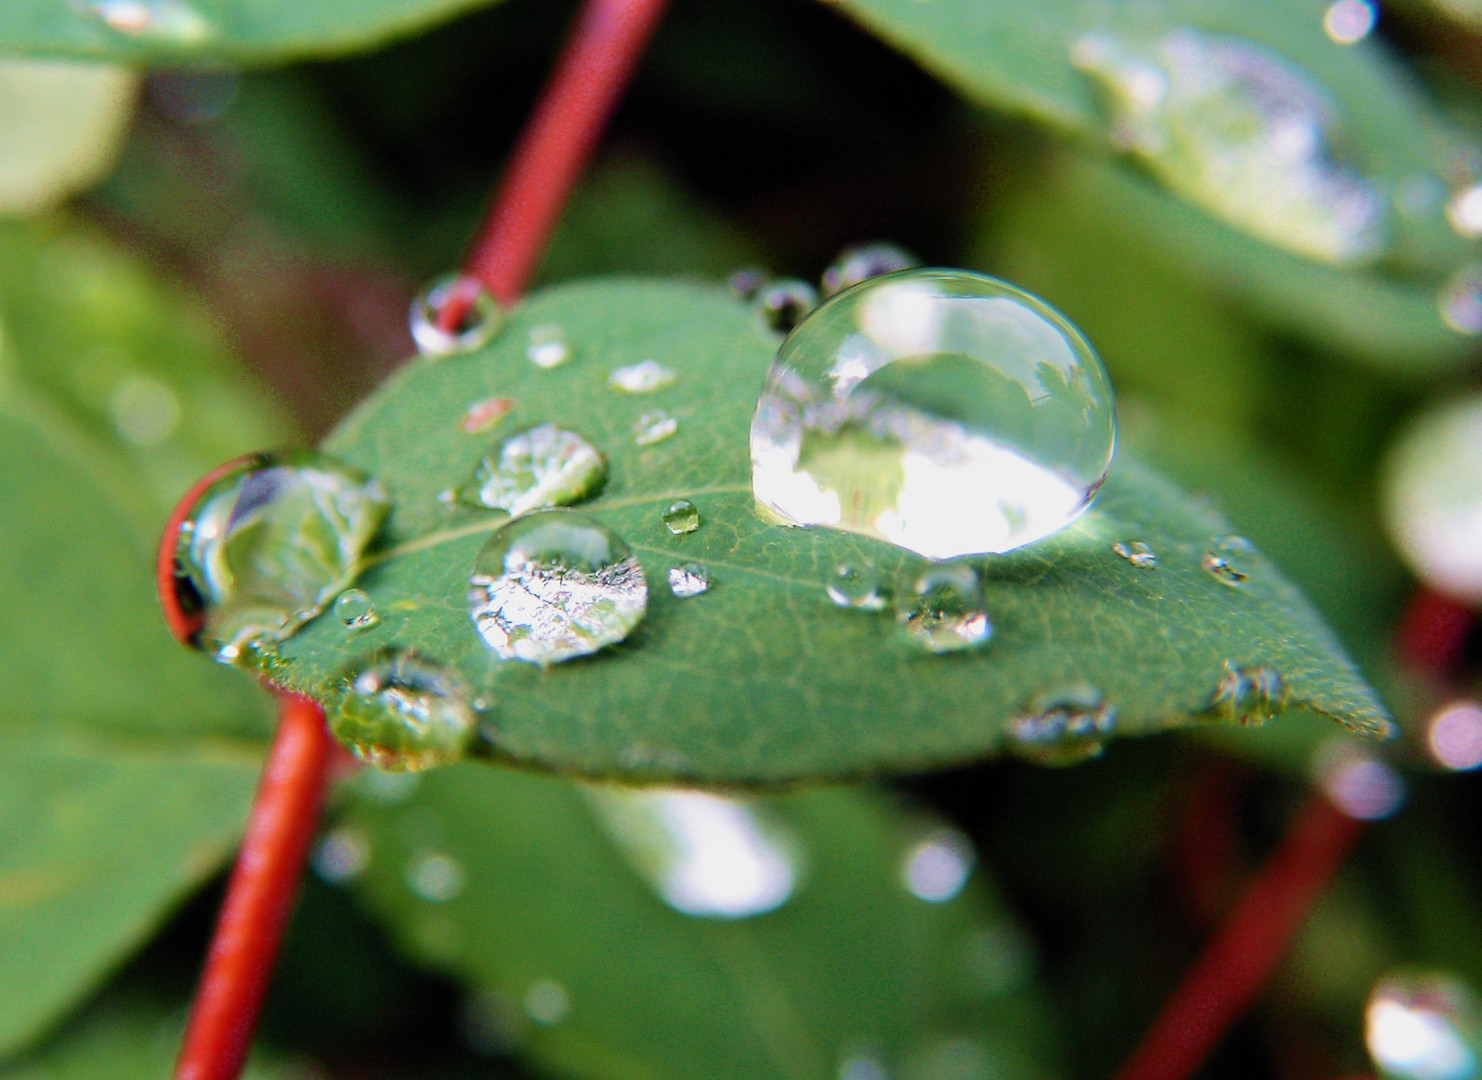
[340,763,1061,1080]
[0,740,259,1057]
[0,0,503,65]
[264,278,1390,784]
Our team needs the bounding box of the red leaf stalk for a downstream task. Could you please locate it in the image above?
[1113,794,1365,1080]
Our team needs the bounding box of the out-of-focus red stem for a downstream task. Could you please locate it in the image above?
[1113,794,1365,1080]
[173,694,333,1080]
[465,0,672,303]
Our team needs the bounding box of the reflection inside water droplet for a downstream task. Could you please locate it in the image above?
[410,275,503,356]
[1113,540,1158,568]
[331,652,477,772]
[608,359,676,393]
[1006,684,1116,765]
[469,509,647,666]
[1203,535,1256,585]
[1366,970,1482,1080]
[902,826,975,902]
[334,588,378,630]
[584,786,801,918]
[895,561,992,653]
[822,242,920,298]
[663,499,700,535]
[526,324,571,369]
[1207,659,1285,724]
[460,397,513,434]
[668,563,710,598]
[827,564,888,610]
[634,409,678,446]
[457,423,606,515]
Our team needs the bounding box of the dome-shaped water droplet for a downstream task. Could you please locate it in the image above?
[1202,535,1256,586]
[456,423,606,515]
[334,588,378,630]
[634,409,678,446]
[1382,394,1482,602]
[668,562,710,598]
[822,242,920,298]
[1006,684,1117,765]
[901,826,975,903]
[330,651,477,772]
[1071,28,1387,266]
[459,397,513,434]
[584,786,801,919]
[1366,970,1482,1080]
[170,451,389,665]
[1440,266,1482,334]
[662,499,700,535]
[82,0,214,43]
[827,563,888,610]
[1206,659,1286,725]
[526,323,572,369]
[468,509,647,666]
[608,359,676,393]
[1113,540,1158,568]
[752,268,1116,559]
[895,561,992,653]
[409,274,503,356]
[756,278,819,334]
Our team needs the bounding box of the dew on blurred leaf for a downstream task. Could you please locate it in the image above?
[524,980,571,1026]
[459,397,513,435]
[821,242,919,298]
[109,373,180,446]
[410,275,502,356]
[1367,970,1482,1080]
[313,826,370,884]
[756,278,819,333]
[1447,185,1482,238]
[1006,684,1116,764]
[1113,540,1158,568]
[1206,660,1285,725]
[895,561,991,653]
[901,826,975,902]
[827,563,888,610]
[1324,0,1377,44]
[608,359,676,393]
[1203,535,1256,586]
[668,562,710,598]
[406,851,465,903]
[662,499,700,535]
[526,324,572,370]
[1439,266,1482,334]
[80,0,215,43]
[1313,739,1406,820]
[1426,700,1482,771]
[727,266,769,302]
[634,409,678,446]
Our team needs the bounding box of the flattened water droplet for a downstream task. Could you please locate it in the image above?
[662,499,700,535]
[584,786,801,918]
[330,651,477,772]
[1207,659,1286,725]
[751,269,1116,559]
[1203,535,1256,585]
[469,509,647,666]
[668,562,710,598]
[406,851,465,902]
[171,451,389,666]
[457,423,606,515]
[1441,266,1482,334]
[1072,28,1387,265]
[1323,0,1376,44]
[410,274,503,356]
[526,324,572,369]
[1366,970,1482,1080]
[827,563,887,610]
[634,409,678,446]
[901,826,975,902]
[81,0,214,43]
[822,242,919,298]
[608,359,676,393]
[334,588,378,630]
[1006,684,1117,765]
[756,278,819,334]
[460,397,513,434]
[895,562,991,653]
[1113,540,1158,568]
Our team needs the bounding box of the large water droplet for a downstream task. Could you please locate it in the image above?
[171,451,390,665]
[81,0,214,43]
[1206,659,1286,724]
[1072,28,1387,266]
[457,423,607,515]
[468,509,647,666]
[634,409,678,446]
[901,826,975,902]
[334,588,378,630]
[662,499,700,535]
[608,359,676,393]
[756,278,819,334]
[526,324,572,369]
[1006,684,1117,765]
[1367,971,1482,1080]
[1203,535,1256,585]
[895,561,992,653]
[751,269,1116,559]
[822,242,920,298]
[668,562,710,598]
[1113,540,1158,568]
[330,651,477,772]
[1382,394,1482,602]
[409,275,503,356]
[827,563,888,610]
[584,786,801,919]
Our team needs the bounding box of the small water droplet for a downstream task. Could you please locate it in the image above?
[1112,540,1158,568]
[727,266,769,302]
[1426,699,1482,771]
[901,826,975,902]
[406,850,465,902]
[109,374,180,446]
[662,499,700,535]
[895,562,992,653]
[526,323,572,369]
[755,278,819,333]
[1207,659,1286,724]
[334,588,378,630]
[80,0,214,43]
[1006,684,1117,765]
[457,423,606,515]
[1366,970,1482,1080]
[330,651,477,772]
[608,359,676,393]
[585,786,801,918]
[668,562,710,598]
[1072,28,1387,266]
[1313,738,1407,820]
[821,242,920,298]
[1323,0,1376,44]
[751,269,1116,559]
[1441,266,1482,334]
[524,980,570,1026]
[410,275,503,356]
[1202,535,1256,585]
[469,509,647,666]
[827,563,888,610]
[313,826,370,884]
[634,409,678,446]
[459,397,514,434]
[171,451,389,666]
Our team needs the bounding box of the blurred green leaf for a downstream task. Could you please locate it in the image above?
[341,764,1061,1080]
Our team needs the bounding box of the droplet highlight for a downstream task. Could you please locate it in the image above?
[608,359,676,393]
[1113,540,1158,568]
[81,0,214,43]
[821,242,919,298]
[334,588,378,630]
[662,499,700,535]
[826,563,888,610]
[1367,971,1482,1080]
[1006,684,1117,765]
[410,274,503,356]
[1324,0,1377,44]
[751,268,1116,559]
[1441,266,1482,335]
[901,826,975,903]
[1203,535,1256,586]
[668,563,710,598]
[330,651,477,772]
[895,561,992,653]
[634,409,678,446]
[525,324,572,369]
[457,423,607,515]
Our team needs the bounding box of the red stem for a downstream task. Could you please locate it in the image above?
[464,0,673,303]
[173,694,333,1080]
[1113,794,1365,1080]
